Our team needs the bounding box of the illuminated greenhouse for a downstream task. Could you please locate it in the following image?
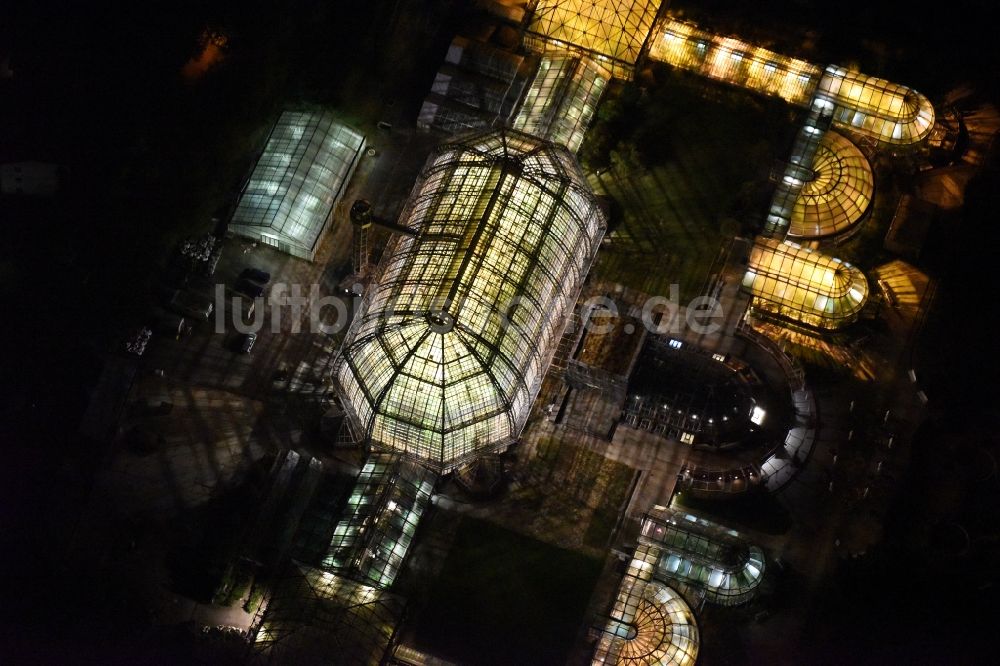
[230,110,366,260]
[525,0,663,79]
[323,454,435,588]
[648,17,821,105]
[334,129,606,473]
[789,131,874,239]
[593,576,699,666]
[514,53,610,153]
[817,66,935,146]
[646,17,934,147]
[638,506,765,607]
[742,238,869,330]
[763,94,834,238]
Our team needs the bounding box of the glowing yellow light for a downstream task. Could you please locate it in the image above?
[743,238,868,329]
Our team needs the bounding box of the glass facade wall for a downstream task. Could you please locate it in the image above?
[525,0,663,79]
[334,129,606,473]
[231,110,366,260]
[743,238,869,329]
[647,18,934,147]
[514,54,610,153]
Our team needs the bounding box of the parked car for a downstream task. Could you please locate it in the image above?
[235,278,265,298]
[166,289,214,321]
[240,267,271,284]
[148,307,190,340]
[232,332,257,354]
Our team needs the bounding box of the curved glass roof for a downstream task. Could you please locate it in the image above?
[648,17,821,105]
[594,577,699,666]
[742,238,868,329]
[640,507,765,606]
[818,66,935,145]
[525,0,662,79]
[646,18,934,146]
[789,131,874,239]
[335,129,605,473]
[231,110,365,259]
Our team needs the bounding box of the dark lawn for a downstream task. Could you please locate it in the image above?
[413,517,603,666]
[584,72,798,300]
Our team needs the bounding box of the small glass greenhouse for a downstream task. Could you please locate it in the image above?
[231,110,366,260]
[323,453,435,588]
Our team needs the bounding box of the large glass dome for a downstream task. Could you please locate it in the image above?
[334,129,606,473]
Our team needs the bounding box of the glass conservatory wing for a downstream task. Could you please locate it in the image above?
[647,18,822,106]
[818,66,935,145]
[638,507,766,607]
[742,238,869,330]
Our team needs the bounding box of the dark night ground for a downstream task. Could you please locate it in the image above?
[3,0,1000,662]
[412,518,602,666]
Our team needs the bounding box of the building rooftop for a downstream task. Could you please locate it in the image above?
[230,110,365,259]
[789,131,874,239]
[743,238,869,330]
[525,0,663,79]
[335,128,605,472]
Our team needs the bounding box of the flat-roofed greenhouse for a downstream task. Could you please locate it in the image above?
[334,129,606,473]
